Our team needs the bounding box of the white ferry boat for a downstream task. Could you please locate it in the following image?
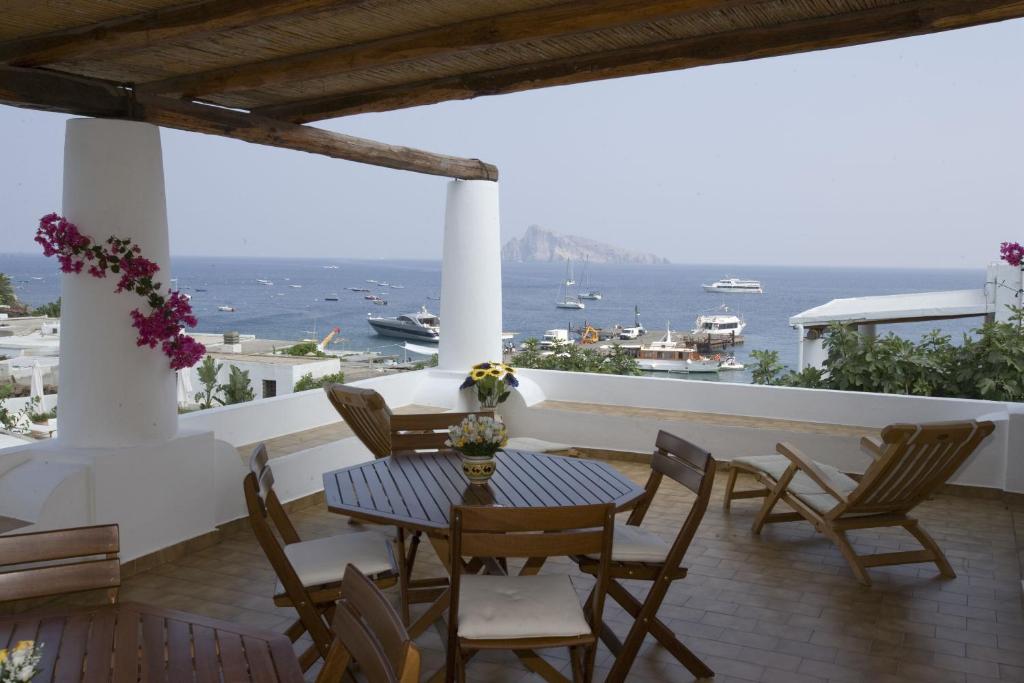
[701,277,762,294]
[693,307,746,337]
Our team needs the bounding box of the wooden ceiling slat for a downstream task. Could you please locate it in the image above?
[250,0,1024,122]
[135,0,746,98]
[0,66,498,180]
[0,0,367,67]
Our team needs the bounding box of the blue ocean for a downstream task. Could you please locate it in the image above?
[0,253,983,383]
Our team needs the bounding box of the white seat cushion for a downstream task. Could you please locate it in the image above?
[732,454,858,514]
[505,437,572,453]
[586,522,671,563]
[281,532,393,588]
[458,574,591,640]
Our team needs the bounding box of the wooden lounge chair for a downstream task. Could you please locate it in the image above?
[447,503,616,683]
[324,382,489,623]
[0,524,120,606]
[244,444,398,671]
[574,430,715,682]
[723,420,995,585]
[316,564,420,683]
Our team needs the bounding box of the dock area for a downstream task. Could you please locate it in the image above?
[617,329,743,352]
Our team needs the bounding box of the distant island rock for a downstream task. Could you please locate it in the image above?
[501,225,670,265]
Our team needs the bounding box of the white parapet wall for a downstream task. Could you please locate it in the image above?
[500,369,1021,494]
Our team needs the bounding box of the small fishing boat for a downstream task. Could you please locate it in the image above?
[372,298,387,305]
[347,287,370,292]
[719,356,745,370]
[325,295,339,301]
[217,305,235,312]
[365,294,382,301]
[256,279,273,286]
[288,284,302,288]
[366,279,378,284]
[379,281,390,287]
[390,283,404,289]
[195,288,208,292]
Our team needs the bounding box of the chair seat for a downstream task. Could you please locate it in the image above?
[280,532,394,589]
[504,437,572,453]
[457,574,591,640]
[732,454,858,514]
[585,522,671,563]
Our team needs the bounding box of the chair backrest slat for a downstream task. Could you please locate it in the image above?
[341,565,411,676]
[448,502,615,661]
[317,565,418,683]
[325,384,394,458]
[842,421,994,516]
[0,524,120,604]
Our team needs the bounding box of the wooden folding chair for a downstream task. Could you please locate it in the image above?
[244,444,398,671]
[316,564,420,683]
[324,383,489,624]
[0,524,120,606]
[447,503,615,683]
[574,430,716,683]
[723,420,995,585]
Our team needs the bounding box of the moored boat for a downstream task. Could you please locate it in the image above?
[368,306,440,342]
[693,306,746,337]
[701,277,762,294]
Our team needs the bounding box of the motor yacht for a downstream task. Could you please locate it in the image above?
[367,306,440,342]
[693,306,746,337]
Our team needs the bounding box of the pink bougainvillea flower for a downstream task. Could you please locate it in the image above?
[36,213,204,370]
[1000,241,1024,268]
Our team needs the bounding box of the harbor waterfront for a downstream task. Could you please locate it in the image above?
[1,253,982,383]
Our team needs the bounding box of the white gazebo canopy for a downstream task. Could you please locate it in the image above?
[789,289,992,329]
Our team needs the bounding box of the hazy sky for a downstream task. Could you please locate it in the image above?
[2,19,1022,268]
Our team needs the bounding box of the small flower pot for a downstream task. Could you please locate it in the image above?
[459,450,498,485]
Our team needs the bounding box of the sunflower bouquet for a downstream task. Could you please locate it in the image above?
[459,362,519,409]
[0,640,42,683]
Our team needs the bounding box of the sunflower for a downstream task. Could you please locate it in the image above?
[488,368,502,377]
[471,369,488,380]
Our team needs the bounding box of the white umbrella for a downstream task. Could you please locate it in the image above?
[176,368,195,407]
[29,361,45,401]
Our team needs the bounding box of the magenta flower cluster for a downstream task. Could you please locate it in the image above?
[35,213,205,370]
[1000,242,1023,268]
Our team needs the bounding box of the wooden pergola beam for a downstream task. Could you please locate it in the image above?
[254,0,1024,123]
[137,0,744,98]
[0,0,365,67]
[0,67,497,181]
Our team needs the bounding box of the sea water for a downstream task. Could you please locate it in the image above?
[0,254,983,384]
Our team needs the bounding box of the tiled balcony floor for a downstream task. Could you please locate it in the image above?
[99,461,1024,681]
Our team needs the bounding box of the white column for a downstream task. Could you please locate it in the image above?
[438,180,502,371]
[987,261,1024,323]
[796,325,805,370]
[58,119,176,447]
[858,323,877,340]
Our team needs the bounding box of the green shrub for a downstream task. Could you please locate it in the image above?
[194,355,223,409]
[751,306,1024,402]
[32,298,61,317]
[510,339,642,376]
[294,370,346,392]
[219,365,255,405]
[282,341,327,357]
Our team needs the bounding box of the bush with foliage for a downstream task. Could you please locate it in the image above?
[293,370,346,392]
[32,298,61,317]
[193,355,223,409]
[219,365,255,405]
[282,341,326,357]
[510,339,642,376]
[751,307,1024,402]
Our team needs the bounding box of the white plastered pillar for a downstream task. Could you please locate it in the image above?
[58,119,176,447]
[438,180,502,371]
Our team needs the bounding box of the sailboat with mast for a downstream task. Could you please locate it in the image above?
[578,256,602,300]
[556,259,584,309]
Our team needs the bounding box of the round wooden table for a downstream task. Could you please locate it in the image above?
[322,449,646,681]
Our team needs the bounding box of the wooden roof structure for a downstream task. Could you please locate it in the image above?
[2,0,1022,179]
